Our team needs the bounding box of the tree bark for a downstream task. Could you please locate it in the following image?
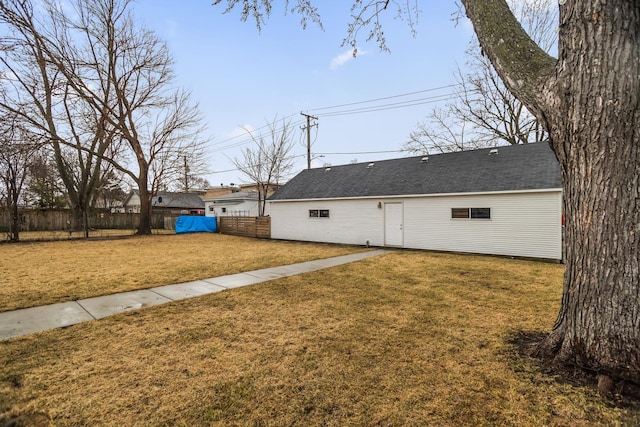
[136,176,153,235]
[8,182,20,242]
[534,1,640,381]
[463,0,640,381]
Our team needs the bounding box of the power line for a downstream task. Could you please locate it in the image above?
[307,84,461,112]
[317,93,459,117]
[209,112,301,147]
[209,153,308,175]
[210,92,457,153]
[208,118,306,153]
[318,149,404,155]
[208,84,462,155]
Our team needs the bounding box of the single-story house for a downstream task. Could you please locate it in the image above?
[121,190,141,213]
[204,191,260,217]
[122,190,205,215]
[268,142,563,261]
[152,192,205,215]
[238,182,284,194]
[202,185,240,199]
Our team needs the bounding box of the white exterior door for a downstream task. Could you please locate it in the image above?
[384,202,404,247]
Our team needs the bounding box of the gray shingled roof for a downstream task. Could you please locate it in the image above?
[153,192,204,209]
[269,142,561,201]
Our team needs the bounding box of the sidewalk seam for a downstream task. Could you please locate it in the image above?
[75,300,97,320]
[147,288,176,301]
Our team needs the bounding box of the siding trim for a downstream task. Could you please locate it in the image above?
[268,188,562,204]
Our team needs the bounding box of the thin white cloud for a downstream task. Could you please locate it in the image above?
[228,125,255,139]
[329,48,368,70]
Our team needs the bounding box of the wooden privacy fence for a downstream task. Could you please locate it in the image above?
[219,216,271,239]
[0,209,169,232]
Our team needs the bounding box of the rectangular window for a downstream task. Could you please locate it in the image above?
[309,209,329,218]
[471,208,491,219]
[209,206,214,212]
[451,208,470,219]
[451,208,491,219]
[221,207,227,213]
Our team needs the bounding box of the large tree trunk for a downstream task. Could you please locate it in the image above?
[71,204,83,230]
[8,188,20,242]
[534,1,640,381]
[136,185,152,235]
[462,0,640,382]
[536,137,640,381]
[70,203,90,238]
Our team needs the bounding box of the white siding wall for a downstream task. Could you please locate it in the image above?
[124,193,141,213]
[269,190,563,260]
[269,199,385,246]
[205,200,260,217]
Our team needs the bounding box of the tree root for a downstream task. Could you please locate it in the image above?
[508,330,640,407]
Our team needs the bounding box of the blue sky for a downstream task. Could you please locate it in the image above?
[131,1,474,186]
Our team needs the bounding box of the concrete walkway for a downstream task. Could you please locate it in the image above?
[0,249,389,341]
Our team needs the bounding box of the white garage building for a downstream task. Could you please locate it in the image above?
[268,143,563,261]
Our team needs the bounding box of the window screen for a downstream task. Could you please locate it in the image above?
[451,208,470,219]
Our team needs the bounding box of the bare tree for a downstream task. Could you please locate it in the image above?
[0,114,41,241]
[160,146,210,193]
[92,169,127,211]
[214,0,640,385]
[405,0,555,154]
[0,0,121,237]
[187,176,212,192]
[0,0,208,235]
[25,151,67,209]
[404,105,473,154]
[232,118,296,216]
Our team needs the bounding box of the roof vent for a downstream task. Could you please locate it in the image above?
[367,162,375,168]
[421,156,429,163]
[489,148,499,155]
[325,167,331,171]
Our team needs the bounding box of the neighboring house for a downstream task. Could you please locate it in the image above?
[204,191,260,217]
[122,190,142,213]
[202,185,239,199]
[122,190,205,215]
[268,143,563,260]
[239,182,284,194]
[201,183,282,202]
[108,202,125,214]
[152,192,205,215]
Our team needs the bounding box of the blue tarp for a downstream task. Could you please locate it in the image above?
[175,216,217,234]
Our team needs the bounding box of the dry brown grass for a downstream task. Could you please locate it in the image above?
[0,233,366,312]
[5,228,175,241]
[1,250,637,426]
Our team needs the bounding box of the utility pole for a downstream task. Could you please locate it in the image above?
[183,155,189,192]
[300,112,318,169]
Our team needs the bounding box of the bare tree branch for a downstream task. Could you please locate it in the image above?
[0,0,209,234]
[232,117,296,216]
[405,0,555,154]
